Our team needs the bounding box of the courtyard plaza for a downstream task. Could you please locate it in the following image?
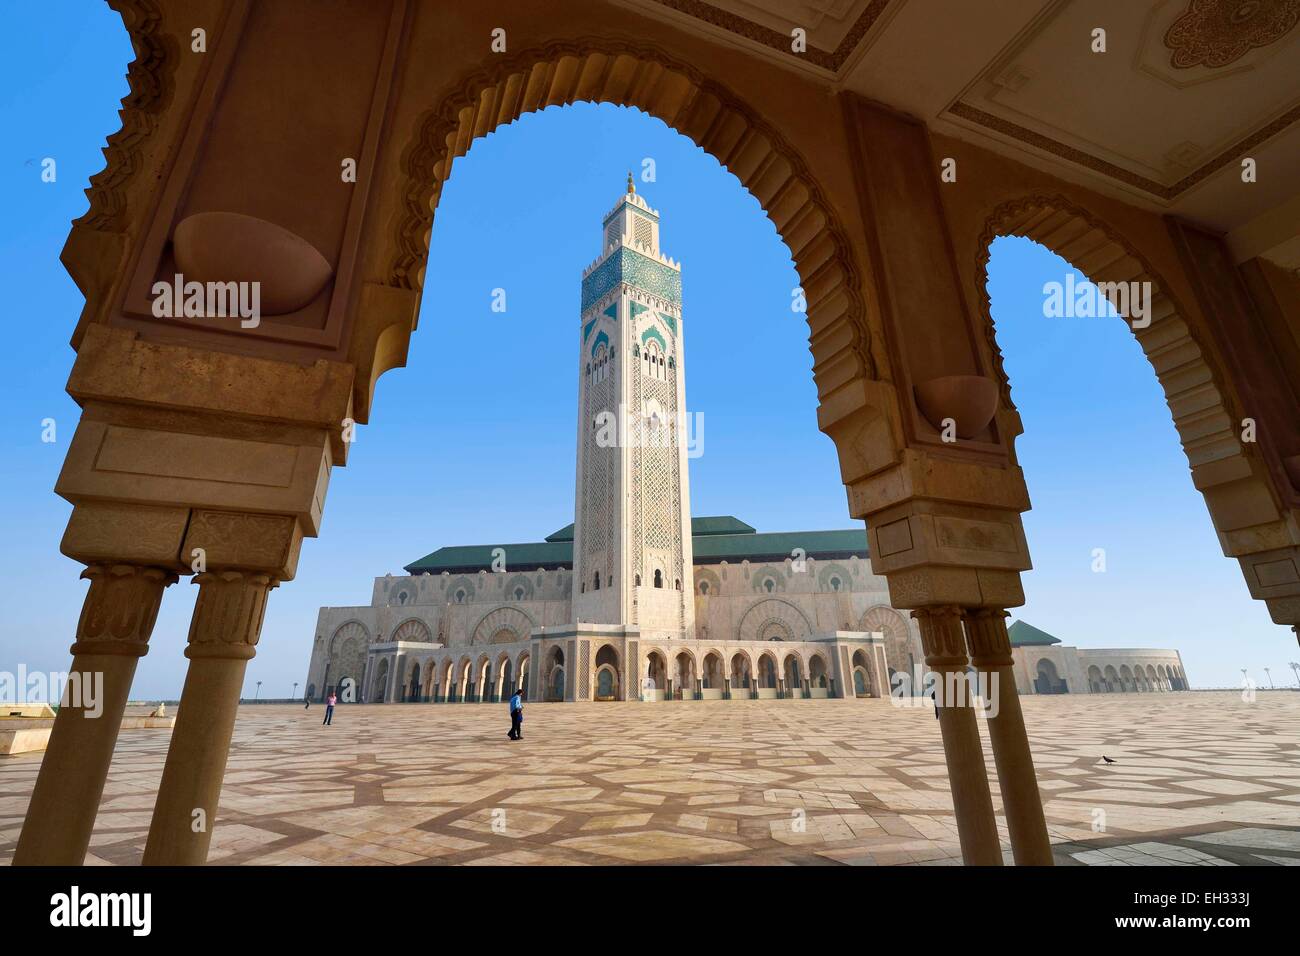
[1,691,1297,866]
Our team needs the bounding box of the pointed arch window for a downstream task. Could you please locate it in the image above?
[653,569,664,589]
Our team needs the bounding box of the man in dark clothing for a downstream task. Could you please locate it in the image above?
[507,687,524,740]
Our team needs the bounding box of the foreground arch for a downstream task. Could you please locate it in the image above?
[17,1,1298,870]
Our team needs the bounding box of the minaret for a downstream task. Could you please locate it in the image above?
[572,175,695,640]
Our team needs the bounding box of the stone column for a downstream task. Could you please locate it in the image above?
[913,606,1002,866]
[14,564,175,865]
[963,608,1053,865]
[142,569,275,865]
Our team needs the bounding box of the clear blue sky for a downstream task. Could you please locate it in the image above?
[0,3,1290,699]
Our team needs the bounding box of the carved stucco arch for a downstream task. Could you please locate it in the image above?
[326,620,368,693]
[807,649,832,679]
[756,646,781,679]
[380,37,875,414]
[859,604,912,671]
[976,194,1282,545]
[592,641,621,668]
[780,648,808,674]
[391,618,433,643]
[328,619,371,654]
[471,606,535,645]
[738,598,813,642]
[75,0,175,236]
[727,648,754,680]
[670,644,699,668]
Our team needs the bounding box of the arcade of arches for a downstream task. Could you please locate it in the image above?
[334,635,885,708]
[17,0,1300,872]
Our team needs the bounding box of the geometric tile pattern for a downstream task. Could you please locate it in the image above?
[0,692,1296,865]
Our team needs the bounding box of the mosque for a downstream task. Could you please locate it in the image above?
[304,181,1185,704]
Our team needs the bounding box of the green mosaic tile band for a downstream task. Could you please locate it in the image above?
[582,246,682,311]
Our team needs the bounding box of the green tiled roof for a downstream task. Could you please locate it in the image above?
[690,516,756,536]
[1007,620,1061,647]
[543,516,755,543]
[691,529,865,563]
[405,516,866,575]
[405,540,573,575]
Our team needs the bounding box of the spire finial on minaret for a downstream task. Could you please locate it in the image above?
[627,171,635,195]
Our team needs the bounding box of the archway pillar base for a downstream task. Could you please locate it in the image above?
[142,510,300,866]
[912,605,1003,866]
[13,559,177,865]
[964,608,1054,866]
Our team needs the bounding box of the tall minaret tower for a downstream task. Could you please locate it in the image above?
[572,175,695,640]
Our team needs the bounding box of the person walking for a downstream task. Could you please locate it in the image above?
[507,686,523,741]
[323,691,336,726]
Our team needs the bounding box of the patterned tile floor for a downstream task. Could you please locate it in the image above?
[1,691,1297,865]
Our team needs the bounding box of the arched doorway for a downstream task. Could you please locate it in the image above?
[701,652,724,699]
[643,650,667,702]
[544,646,565,702]
[516,651,531,700]
[437,659,453,702]
[852,649,872,698]
[1034,659,1066,695]
[594,644,619,701]
[1104,665,1121,693]
[455,658,473,702]
[498,655,514,701]
[808,655,830,698]
[1087,665,1104,693]
[783,654,803,700]
[674,651,697,701]
[729,653,752,699]
[370,658,390,704]
[757,653,779,699]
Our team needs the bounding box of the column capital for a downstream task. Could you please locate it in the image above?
[963,607,1014,668]
[185,570,277,661]
[70,563,178,657]
[912,605,968,667]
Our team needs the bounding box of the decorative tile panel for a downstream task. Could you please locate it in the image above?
[582,247,681,311]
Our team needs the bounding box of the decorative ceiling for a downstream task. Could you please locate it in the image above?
[619,0,1300,258]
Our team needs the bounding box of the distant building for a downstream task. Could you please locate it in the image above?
[1007,620,1189,694]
